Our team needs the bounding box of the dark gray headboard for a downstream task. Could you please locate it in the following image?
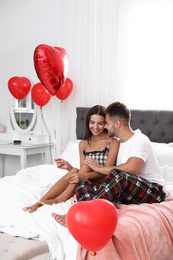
[76,107,173,143]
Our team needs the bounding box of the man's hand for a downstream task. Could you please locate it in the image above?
[66,172,80,184]
[83,158,101,172]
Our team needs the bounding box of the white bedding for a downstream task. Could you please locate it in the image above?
[0,139,173,260]
[0,164,78,260]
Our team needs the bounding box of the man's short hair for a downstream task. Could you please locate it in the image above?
[105,101,130,123]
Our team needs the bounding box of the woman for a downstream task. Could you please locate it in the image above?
[24,105,120,212]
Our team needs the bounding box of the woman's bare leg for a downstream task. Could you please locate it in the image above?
[44,164,102,205]
[41,165,92,205]
[42,165,93,205]
[42,183,76,204]
[24,168,78,212]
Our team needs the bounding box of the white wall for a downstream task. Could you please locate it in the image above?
[0,0,173,175]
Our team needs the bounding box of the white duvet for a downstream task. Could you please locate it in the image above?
[0,140,173,260]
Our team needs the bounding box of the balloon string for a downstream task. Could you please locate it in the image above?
[40,107,45,162]
[19,100,22,128]
[61,101,64,153]
[52,96,57,158]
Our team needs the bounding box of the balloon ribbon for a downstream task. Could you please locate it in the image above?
[90,252,97,257]
[52,96,57,158]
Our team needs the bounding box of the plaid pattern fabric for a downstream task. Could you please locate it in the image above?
[75,169,166,204]
[85,147,110,166]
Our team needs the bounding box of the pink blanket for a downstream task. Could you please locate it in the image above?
[77,197,173,260]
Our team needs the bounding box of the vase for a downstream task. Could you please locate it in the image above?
[0,119,6,133]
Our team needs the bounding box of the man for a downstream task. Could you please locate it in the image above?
[52,101,167,225]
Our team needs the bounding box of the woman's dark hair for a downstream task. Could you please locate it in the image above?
[84,105,106,143]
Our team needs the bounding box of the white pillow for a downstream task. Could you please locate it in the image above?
[151,142,173,167]
[59,139,81,168]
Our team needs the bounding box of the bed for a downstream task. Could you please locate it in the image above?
[0,107,173,260]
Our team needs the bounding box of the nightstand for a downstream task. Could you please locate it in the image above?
[0,143,54,176]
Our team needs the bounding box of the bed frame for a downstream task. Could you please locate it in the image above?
[76,107,173,143]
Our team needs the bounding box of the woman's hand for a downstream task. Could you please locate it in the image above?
[54,158,72,171]
[83,158,101,172]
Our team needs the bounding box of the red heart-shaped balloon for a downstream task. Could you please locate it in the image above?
[55,78,73,101]
[34,44,69,96]
[8,76,31,100]
[67,199,118,252]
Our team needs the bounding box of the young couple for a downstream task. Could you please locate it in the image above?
[25,101,166,227]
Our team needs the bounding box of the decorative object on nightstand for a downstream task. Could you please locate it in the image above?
[0,119,6,133]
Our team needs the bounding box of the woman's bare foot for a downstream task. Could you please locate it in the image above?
[23,202,42,213]
[52,212,67,227]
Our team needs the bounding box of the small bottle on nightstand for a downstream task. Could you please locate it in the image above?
[0,118,6,133]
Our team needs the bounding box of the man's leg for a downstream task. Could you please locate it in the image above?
[75,170,166,204]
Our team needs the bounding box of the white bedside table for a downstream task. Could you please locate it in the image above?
[0,143,54,176]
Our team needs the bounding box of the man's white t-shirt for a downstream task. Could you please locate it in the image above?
[116,129,166,187]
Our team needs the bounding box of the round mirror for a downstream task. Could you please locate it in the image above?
[10,95,37,134]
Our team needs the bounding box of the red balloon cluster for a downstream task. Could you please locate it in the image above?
[8,76,31,101]
[8,45,73,108]
[67,199,118,252]
[33,44,69,96]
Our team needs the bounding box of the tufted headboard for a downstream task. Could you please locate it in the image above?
[76,107,173,143]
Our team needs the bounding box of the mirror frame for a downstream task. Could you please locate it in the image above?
[10,96,37,134]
